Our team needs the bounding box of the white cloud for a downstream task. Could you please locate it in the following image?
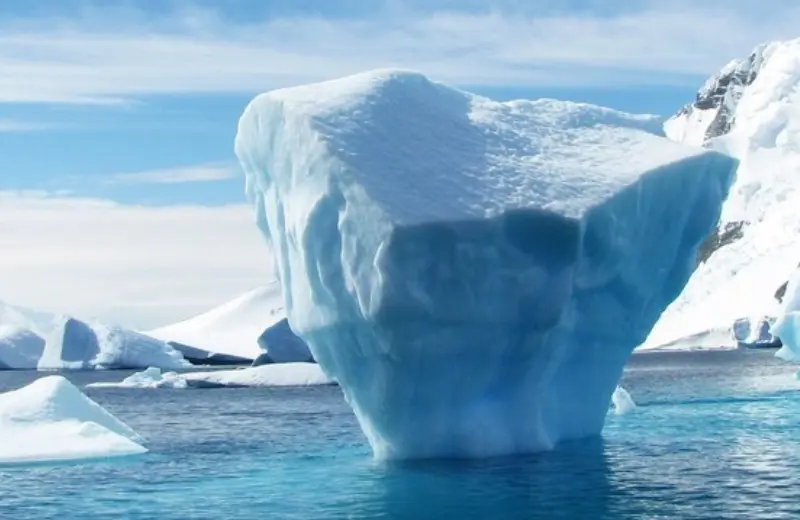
[0,118,51,131]
[107,163,238,184]
[0,191,272,329]
[1,2,799,103]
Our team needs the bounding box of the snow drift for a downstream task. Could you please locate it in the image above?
[0,376,147,463]
[148,283,312,363]
[645,39,800,349]
[235,69,735,459]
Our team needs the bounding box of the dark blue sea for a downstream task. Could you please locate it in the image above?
[2,348,800,519]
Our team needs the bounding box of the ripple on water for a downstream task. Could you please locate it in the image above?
[1,349,800,519]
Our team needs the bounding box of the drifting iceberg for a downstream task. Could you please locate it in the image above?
[0,301,187,370]
[773,269,800,360]
[0,325,45,369]
[37,317,188,371]
[732,316,781,348]
[0,376,147,463]
[236,69,736,459]
[611,386,636,416]
[87,363,332,389]
[148,283,311,363]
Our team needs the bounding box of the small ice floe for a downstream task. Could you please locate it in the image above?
[0,376,147,464]
[611,385,636,416]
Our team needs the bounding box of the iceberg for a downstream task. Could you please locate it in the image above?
[235,69,736,459]
[148,283,311,363]
[0,325,45,369]
[257,318,313,363]
[732,316,781,348]
[0,376,147,464]
[610,386,636,416]
[773,269,800,360]
[87,363,332,389]
[37,317,188,371]
[0,301,187,370]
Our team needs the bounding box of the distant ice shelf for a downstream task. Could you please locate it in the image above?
[236,69,736,459]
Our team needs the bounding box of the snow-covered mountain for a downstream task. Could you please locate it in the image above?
[147,282,311,363]
[643,38,800,349]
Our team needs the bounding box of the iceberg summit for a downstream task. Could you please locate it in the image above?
[235,70,737,459]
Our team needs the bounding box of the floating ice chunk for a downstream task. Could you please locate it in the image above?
[773,268,800,361]
[732,316,781,348]
[611,386,636,415]
[148,283,310,363]
[37,317,188,371]
[0,325,45,369]
[257,318,313,363]
[87,363,333,389]
[0,376,147,464]
[236,69,736,459]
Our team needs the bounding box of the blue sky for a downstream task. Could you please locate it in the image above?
[2,0,799,327]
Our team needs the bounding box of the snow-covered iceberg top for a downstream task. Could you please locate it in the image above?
[0,376,147,464]
[236,69,737,459]
[87,363,333,389]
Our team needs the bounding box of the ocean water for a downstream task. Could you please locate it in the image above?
[2,349,800,519]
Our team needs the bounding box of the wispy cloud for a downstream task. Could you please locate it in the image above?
[1,1,799,104]
[0,118,52,131]
[107,163,238,184]
[0,191,271,328]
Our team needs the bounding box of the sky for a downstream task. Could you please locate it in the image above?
[2,0,799,328]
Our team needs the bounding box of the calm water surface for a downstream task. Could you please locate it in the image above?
[1,348,799,519]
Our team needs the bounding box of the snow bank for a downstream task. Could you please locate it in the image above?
[0,376,146,464]
[235,69,736,459]
[148,283,310,363]
[646,39,800,349]
[87,363,333,390]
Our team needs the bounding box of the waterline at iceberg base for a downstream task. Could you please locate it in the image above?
[235,69,737,459]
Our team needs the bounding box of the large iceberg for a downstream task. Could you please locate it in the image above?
[644,39,800,349]
[235,70,736,459]
[0,376,147,463]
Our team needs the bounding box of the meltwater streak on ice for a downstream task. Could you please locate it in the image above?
[236,69,737,459]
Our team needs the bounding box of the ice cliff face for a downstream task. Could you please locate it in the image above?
[236,69,736,459]
[645,39,800,349]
